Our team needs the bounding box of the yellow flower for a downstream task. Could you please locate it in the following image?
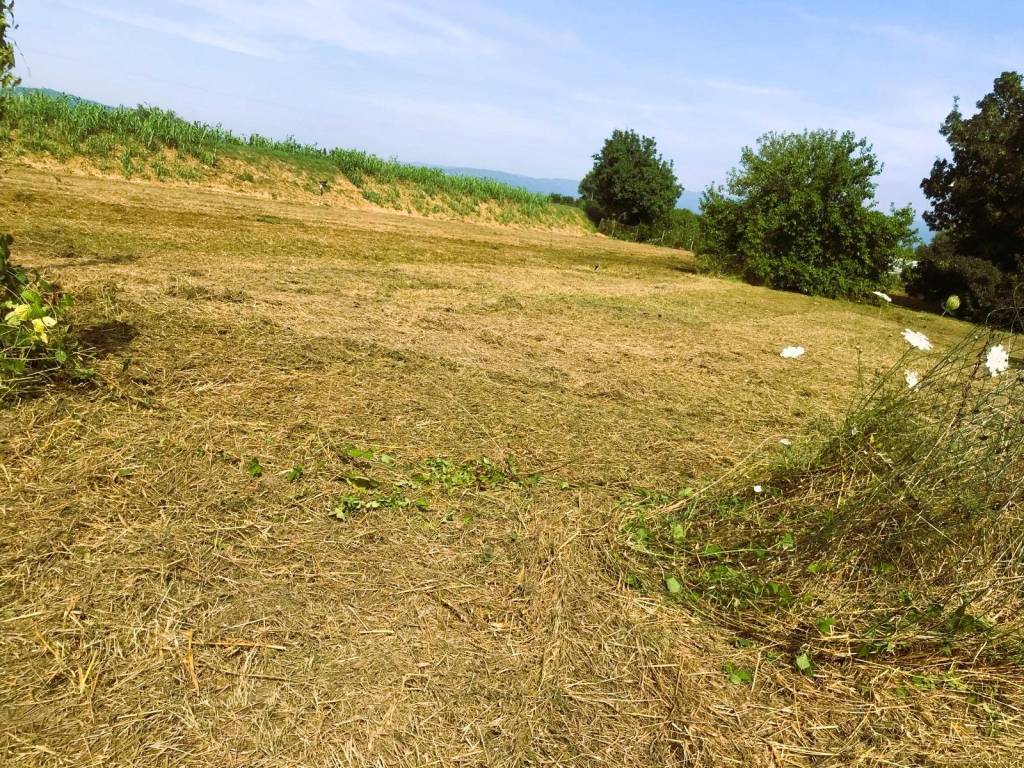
[4,303,32,325]
[31,318,49,344]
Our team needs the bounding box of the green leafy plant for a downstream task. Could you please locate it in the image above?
[724,663,753,685]
[329,490,428,521]
[1,234,85,401]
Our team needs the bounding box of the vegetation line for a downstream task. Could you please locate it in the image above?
[0,88,585,228]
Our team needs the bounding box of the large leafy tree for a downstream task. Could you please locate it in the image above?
[700,129,916,298]
[579,129,681,226]
[921,71,1024,274]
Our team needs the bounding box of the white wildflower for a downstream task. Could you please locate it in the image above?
[871,291,892,303]
[753,485,763,494]
[779,438,793,447]
[901,329,933,352]
[904,370,920,389]
[780,346,805,359]
[986,344,1009,377]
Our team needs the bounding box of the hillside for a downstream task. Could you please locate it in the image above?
[0,89,590,232]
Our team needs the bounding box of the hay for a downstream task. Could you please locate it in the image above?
[1,164,1018,766]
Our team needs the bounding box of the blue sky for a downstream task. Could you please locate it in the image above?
[11,1,1024,214]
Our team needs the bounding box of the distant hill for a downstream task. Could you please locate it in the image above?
[12,86,106,107]
[433,165,703,212]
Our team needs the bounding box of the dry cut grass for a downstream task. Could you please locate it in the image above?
[0,163,1018,767]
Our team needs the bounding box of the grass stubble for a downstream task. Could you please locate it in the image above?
[0,163,1020,766]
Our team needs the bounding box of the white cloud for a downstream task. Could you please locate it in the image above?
[78,4,282,59]
[701,78,798,99]
[166,0,559,59]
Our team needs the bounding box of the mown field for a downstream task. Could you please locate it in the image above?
[1,162,1019,767]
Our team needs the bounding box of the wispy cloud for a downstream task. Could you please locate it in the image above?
[165,0,560,60]
[701,78,798,99]
[78,4,282,59]
[367,94,551,142]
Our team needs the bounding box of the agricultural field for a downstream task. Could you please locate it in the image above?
[2,159,1021,768]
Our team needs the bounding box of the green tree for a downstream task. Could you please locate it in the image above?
[920,71,1024,275]
[579,129,681,226]
[700,129,916,298]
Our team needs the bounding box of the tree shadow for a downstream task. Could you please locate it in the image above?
[78,321,138,357]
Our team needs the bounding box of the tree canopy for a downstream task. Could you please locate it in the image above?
[578,129,681,227]
[921,71,1024,274]
[700,129,916,298]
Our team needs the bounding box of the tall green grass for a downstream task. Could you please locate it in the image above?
[0,89,581,227]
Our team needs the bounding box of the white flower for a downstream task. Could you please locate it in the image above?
[871,291,892,303]
[904,370,920,389]
[753,485,763,493]
[901,329,933,352]
[780,346,805,359]
[779,438,793,447]
[986,344,1009,377]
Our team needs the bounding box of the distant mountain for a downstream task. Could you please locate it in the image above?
[914,217,935,244]
[432,165,703,211]
[431,166,581,198]
[12,86,107,107]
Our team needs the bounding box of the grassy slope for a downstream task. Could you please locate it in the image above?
[0,90,589,231]
[2,165,1016,767]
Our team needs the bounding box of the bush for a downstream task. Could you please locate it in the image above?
[0,234,84,401]
[907,233,1011,322]
[700,130,917,298]
[598,208,701,251]
[547,193,577,206]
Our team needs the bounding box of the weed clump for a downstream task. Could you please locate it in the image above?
[0,234,86,401]
[624,319,1024,667]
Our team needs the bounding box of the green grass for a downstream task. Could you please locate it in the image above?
[0,89,584,227]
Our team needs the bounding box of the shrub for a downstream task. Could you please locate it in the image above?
[547,193,577,206]
[700,130,917,298]
[1,234,84,400]
[598,208,701,251]
[907,233,1011,321]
